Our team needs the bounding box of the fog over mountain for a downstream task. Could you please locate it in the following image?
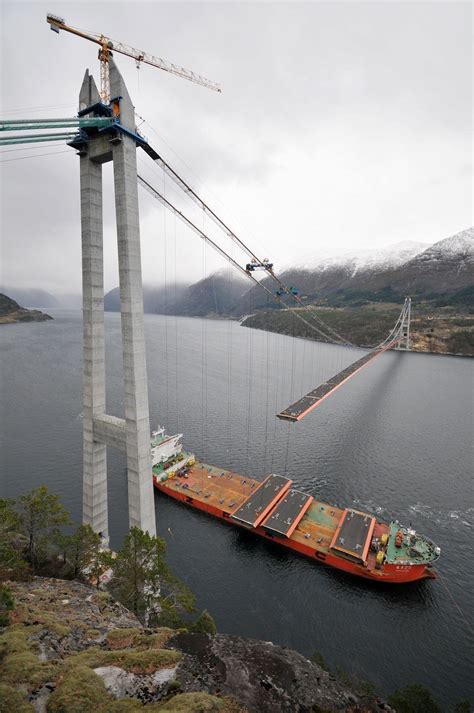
[102,228,473,317]
[232,228,473,315]
[1,3,471,294]
[295,240,430,274]
[105,270,248,317]
[0,287,60,309]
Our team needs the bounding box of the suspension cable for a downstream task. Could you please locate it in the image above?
[139,141,351,346]
[137,174,341,345]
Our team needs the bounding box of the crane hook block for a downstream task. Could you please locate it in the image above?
[245,259,274,274]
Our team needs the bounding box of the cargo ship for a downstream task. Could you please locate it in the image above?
[151,427,440,584]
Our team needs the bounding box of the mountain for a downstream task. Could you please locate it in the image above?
[232,229,473,314]
[0,288,82,309]
[54,293,83,309]
[366,228,473,296]
[175,272,248,316]
[0,293,52,324]
[105,229,473,319]
[0,287,60,308]
[296,240,429,275]
[105,271,248,317]
[104,284,190,314]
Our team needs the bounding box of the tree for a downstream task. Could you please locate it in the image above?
[17,486,70,570]
[389,684,442,713]
[59,524,102,579]
[189,610,217,635]
[0,584,14,626]
[452,702,471,713]
[0,499,20,538]
[88,549,114,589]
[109,527,195,624]
[0,499,29,581]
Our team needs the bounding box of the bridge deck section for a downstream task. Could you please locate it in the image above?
[329,508,376,563]
[261,489,313,537]
[230,474,292,528]
[277,339,400,422]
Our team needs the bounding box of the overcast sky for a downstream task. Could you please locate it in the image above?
[1,0,472,294]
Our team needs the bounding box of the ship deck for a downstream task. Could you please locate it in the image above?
[385,521,438,565]
[154,462,392,566]
[153,457,438,580]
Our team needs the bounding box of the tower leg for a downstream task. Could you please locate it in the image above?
[113,135,156,535]
[395,297,411,351]
[80,153,108,541]
[78,62,156,540]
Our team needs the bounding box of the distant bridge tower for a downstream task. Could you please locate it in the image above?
[395,297,411,351]
[79,59,156,541]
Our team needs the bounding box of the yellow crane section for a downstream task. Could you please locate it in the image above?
[46,13,222,103]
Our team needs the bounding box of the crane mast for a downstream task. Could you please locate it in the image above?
[46,14,222,102]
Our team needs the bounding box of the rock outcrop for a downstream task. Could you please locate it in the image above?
[167,631,391,712]
[1,577,393,712]
[0,293,52,324]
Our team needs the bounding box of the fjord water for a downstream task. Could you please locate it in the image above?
[1,310,472,706]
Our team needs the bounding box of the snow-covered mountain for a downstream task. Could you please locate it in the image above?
[372,227,473,295]
[231,228,473,314]
[296,240,430,275]
[105,228,473,317]
[401,228,473,271]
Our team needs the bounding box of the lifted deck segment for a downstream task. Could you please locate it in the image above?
[277,339,401,422]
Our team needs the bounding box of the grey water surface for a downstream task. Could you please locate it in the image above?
[1,310,472,707]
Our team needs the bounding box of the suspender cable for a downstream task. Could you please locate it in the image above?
[138,174,339,345]
[140,142,351,346]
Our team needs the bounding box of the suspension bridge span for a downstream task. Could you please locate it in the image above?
[0,16,415,540]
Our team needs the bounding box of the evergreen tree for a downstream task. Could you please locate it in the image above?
[88,549,114,589]
[109,527,195,623]
[389,684,442,713]
[189,610,217,635]
[0,499,29,580]
[17,486,70,570]
[59,524,102,579]
[0,584,14,626]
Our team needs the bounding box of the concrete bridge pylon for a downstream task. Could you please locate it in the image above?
[79,59,156,541]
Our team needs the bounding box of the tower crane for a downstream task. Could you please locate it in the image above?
[46,14,222,103]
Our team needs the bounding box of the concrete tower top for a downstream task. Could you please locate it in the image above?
[79,69,100,111]
[109,57,135,130]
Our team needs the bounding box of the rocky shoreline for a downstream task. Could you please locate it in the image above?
[241,308,474,357]
[0,293,52,325]
[1,577,394,712]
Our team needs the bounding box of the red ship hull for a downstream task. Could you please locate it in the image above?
[154,472,437,584]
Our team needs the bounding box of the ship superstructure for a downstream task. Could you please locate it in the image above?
[151,426,195,480]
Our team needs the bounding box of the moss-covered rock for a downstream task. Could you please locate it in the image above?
[0,623,40,656]
[0,650,61,688]
[1,577,392,713]
[0,683,35,712]
[106,628,141,649]
[106,628,175,651]
[154,692,227,711]
[65,646,180,674]
[99,701,143,712]
[1,651,40,684]
[46,665,109,713]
